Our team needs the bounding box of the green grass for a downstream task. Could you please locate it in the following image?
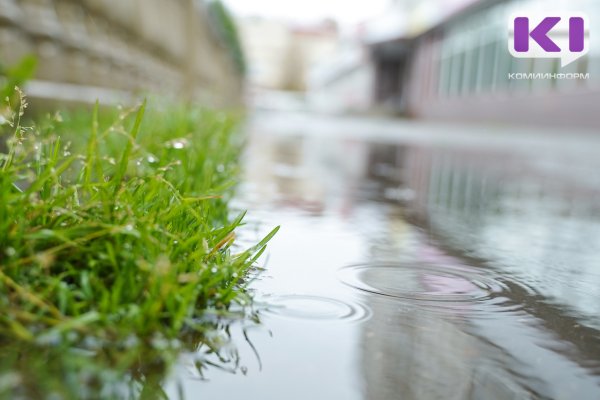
[0,91,277,398]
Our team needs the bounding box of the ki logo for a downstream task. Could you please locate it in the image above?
[509,13,590,67]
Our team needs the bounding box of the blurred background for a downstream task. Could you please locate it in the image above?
[0,0,244,107]
[2,1,600,399]
[231,0,599,128]
[1,0,598,127]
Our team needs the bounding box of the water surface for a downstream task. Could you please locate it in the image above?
[167,111,600,400]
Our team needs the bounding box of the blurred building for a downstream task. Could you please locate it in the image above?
[0,0,244,107]
[303,0,478,115]
[364,0,477,43]
[239,17,339,92]
[238,18,291,90]
[369,0,600,128]
[306,30,375,114]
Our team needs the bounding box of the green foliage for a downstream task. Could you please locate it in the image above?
[0,55,37,102]
[0,93,277,398]
[208,0,246,74]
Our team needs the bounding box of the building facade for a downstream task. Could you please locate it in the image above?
[371,0,600,129]
[239,17,339,92]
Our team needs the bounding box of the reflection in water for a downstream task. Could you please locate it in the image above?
[399,144,600,324]
[0,342,173,399]
[183,113,600,400]
[0,313,259,399]
[357,135,600,399]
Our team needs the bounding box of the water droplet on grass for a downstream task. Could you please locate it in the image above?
[167,139,189,150]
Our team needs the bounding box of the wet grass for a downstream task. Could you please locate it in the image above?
[0,91,277,398]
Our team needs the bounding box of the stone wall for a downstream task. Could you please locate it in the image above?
[0,0,243,107]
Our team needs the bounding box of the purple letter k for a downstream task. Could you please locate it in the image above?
[514,17,561,52]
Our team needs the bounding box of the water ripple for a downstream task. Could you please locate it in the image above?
[338,263,509,303]
[260,294,372,323]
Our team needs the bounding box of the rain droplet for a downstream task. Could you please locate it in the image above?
[167,139,189,150]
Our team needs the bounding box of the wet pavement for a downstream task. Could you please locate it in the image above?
[166,111,600,400]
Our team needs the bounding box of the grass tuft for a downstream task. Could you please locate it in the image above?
[0,91,276,365]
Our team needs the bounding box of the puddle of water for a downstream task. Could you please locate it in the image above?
[166,112,600,400]
[338,263,505,303]
[260,294,372,322]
